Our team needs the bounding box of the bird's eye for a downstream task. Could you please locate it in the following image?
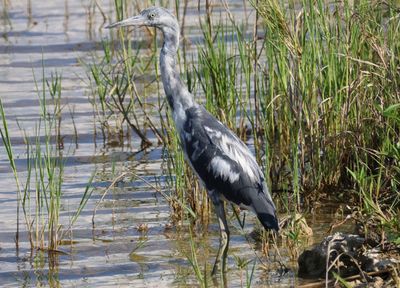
[148,13,156,19]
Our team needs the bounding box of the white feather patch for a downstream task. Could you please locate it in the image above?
[204,126,260,182]
[209,156,240,183]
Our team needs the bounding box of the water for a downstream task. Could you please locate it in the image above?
[0,1,347,287]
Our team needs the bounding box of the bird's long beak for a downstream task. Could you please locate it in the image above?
[106,15,147,29]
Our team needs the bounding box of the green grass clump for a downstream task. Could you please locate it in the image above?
[0,68,93,251]
[252,0,399,236]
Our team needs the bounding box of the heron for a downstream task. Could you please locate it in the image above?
[107,6,279,275]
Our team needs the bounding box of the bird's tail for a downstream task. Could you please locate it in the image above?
[250,186,279,232]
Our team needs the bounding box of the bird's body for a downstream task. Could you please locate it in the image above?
[179,105,278,229]
[107,6,279,275]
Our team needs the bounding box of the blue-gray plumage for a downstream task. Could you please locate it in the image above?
[107,6,279,275]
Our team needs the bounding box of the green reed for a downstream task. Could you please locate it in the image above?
[197,17,240,128]
[347,103,400,242]
[0,67,94,251]
[0,99,26,247]
[252,0,399,237]
[186,227,207,288]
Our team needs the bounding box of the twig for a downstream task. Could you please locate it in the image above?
[92,172,129,226]
[298,268,394,288]
[94,0,107,26]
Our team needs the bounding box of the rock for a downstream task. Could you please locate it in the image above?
[298,233,364,278]
[297,249,326,278]
[298,232,397,279]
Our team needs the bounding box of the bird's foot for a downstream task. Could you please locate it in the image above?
[211,259,220,276]
[211,255,227,276]
[211,260,228,288]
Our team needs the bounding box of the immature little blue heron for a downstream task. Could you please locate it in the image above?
[107,7,279,275]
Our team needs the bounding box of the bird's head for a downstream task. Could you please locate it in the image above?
[106,6,179,33]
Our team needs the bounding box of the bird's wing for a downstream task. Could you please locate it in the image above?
[181,106,279,231]
[181,106,265,203]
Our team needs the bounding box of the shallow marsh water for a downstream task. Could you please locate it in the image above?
[0,1,348,287]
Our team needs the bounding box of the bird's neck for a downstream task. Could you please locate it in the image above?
[160,29,195,112]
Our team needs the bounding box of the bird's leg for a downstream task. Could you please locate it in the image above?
[211,199,230,276]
